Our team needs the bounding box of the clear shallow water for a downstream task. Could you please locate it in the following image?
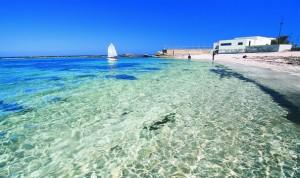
[0,58,299,177]
[214,61,300,124]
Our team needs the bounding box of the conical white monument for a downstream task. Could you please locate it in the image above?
[107,43,118,60]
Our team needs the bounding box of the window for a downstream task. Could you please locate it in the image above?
[220,43,232,46]
[238,42,243,45]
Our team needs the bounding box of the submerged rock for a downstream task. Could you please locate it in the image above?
[76,74,97,79]
[48,97,68,103]
[0,131,6,139]
[0,101,24,112]
[105,74,137,80]
[144,113,176,131]
[143,67,160,71]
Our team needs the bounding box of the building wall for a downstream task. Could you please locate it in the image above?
[250,38,272,46]
[234,37,273,46]
[218,39,248,53]
[216,37,276,54]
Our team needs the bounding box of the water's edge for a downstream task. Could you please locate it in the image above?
[210,64,300,124]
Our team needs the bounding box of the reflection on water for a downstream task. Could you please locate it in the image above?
[0,58,299,177]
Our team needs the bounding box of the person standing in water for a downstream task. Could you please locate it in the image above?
[188,54,191,60]
[212,50,217,62]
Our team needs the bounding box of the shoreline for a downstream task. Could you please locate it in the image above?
[170,51,300,76]
[160,52,300,124]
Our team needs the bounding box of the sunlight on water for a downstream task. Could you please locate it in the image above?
[0,58,299,177]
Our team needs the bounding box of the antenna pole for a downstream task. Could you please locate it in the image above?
[278,18,284,44]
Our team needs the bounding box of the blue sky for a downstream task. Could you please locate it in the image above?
[0,0,299,56]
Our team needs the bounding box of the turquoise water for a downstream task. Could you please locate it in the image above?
[0,58,299,177]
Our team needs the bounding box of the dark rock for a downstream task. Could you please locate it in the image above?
[0,100,24,112]
[106,74,137,80]
[144,113,176,131]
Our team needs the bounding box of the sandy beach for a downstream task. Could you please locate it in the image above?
[176,51,300,76]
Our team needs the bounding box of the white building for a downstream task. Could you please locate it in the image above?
[214,36,276,53]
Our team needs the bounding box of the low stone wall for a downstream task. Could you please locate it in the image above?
[245,45,278,53]
[218,48,246,54]
[218,45,292,54]
[164,49,211,56]
[278,45,293,52]
[246,44,292,53]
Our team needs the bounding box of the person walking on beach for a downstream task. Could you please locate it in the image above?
[188,54,191,61]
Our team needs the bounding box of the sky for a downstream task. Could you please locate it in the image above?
[0,0,300,56]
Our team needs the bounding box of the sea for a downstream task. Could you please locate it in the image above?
[0,57,299,177]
